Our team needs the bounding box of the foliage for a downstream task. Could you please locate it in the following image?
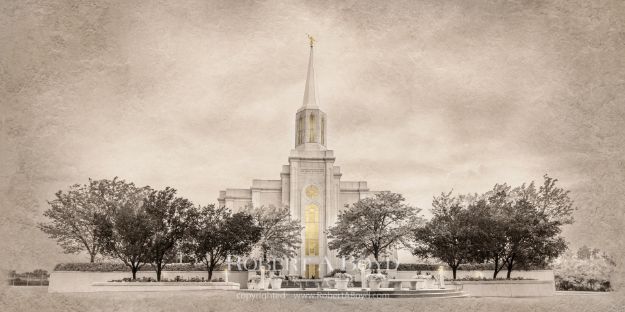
[413,191,478,279]
[397,263,443,271]
[143,187,195,281]
[38,178,131,262]
[366,273,386,282]
[368,260,397,270]
[244,205,303,262]
[327,192,422,262]
[554,251,614,292]
[447,276,535,281]
[53,262,259,272]
[333,272,353,280]
[324,269,346,278]
[185,205,261,280]
[94,180,152,280]
[421,175,572,279]
[477,178,570,278]
[107,276,217,283]
[396,263,517,271]
[555,276,611,292]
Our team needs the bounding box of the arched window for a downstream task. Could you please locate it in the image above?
[305,204,319,256]
[308,114,316,143]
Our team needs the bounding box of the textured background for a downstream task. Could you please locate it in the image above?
[1,0,624,301]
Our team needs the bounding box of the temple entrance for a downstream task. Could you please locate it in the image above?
[305,264,319,279]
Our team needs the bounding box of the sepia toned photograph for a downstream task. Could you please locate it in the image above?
[1,1,624,311]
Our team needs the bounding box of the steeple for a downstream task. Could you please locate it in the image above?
[302,34,318,108]
[295,35,326,150]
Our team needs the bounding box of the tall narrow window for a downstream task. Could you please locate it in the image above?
[297,115,304,145]
[308,114,316,143]
[304,204,319,256]
[321,117,325,145]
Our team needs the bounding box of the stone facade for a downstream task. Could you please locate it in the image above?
[218,44,378,278]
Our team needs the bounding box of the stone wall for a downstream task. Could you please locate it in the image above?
[448,280,556,297]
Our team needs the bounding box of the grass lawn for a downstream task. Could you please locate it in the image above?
[1,287,623,312]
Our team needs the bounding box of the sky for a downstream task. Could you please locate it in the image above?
[1,0,624,273]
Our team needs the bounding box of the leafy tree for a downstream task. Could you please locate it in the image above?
[38,178,135,262]
[328,192,422,262]
[245,205,303,263]
[143,187,195,281]
[39,182,103,262]
[95,180,150,280]
[186,205,261,280]
[413,192,477,279]
[500,199,567,278]
[471,185,569,279]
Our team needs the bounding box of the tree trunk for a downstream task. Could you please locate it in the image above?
[373,249,379,273]
[452,266,458,280]
[493,257,499,279]
[131,267,137,280]
[156,262,162,281]
[206,262,214,281]
[506,257,514,280]
[89,253,95,263]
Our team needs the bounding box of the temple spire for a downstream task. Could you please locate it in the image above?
[302,34,318,108]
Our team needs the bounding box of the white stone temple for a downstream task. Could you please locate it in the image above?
[218,39,381,278]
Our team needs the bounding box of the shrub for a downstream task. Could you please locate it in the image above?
[448,276,535,281]
[366,273,386,282]
[324,269,346,277]
[368,261,397,270]
[334,273,353,280]
[553,255,614,292]
[396,263,441,271]
[555,275,611,292]
[396,263,546,271]
[54,262,267,272]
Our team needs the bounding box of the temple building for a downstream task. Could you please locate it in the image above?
[218,39,380,278]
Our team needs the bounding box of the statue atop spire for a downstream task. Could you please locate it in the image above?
[307,34,316,47]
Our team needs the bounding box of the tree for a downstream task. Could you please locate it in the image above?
[245,205,303,263]
[327,192,422,263]
[413,192,477,279]
[95,180,150,280]
[38,178,134,262]
[143,187,195,281]
[186,205,260,280]
[471,183,570,279]
[39,182,103,262]
[500,199,567,278]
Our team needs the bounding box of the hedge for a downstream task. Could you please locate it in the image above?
[555,275,611,292]
[396,263,548,271]
[54,261,281,272]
